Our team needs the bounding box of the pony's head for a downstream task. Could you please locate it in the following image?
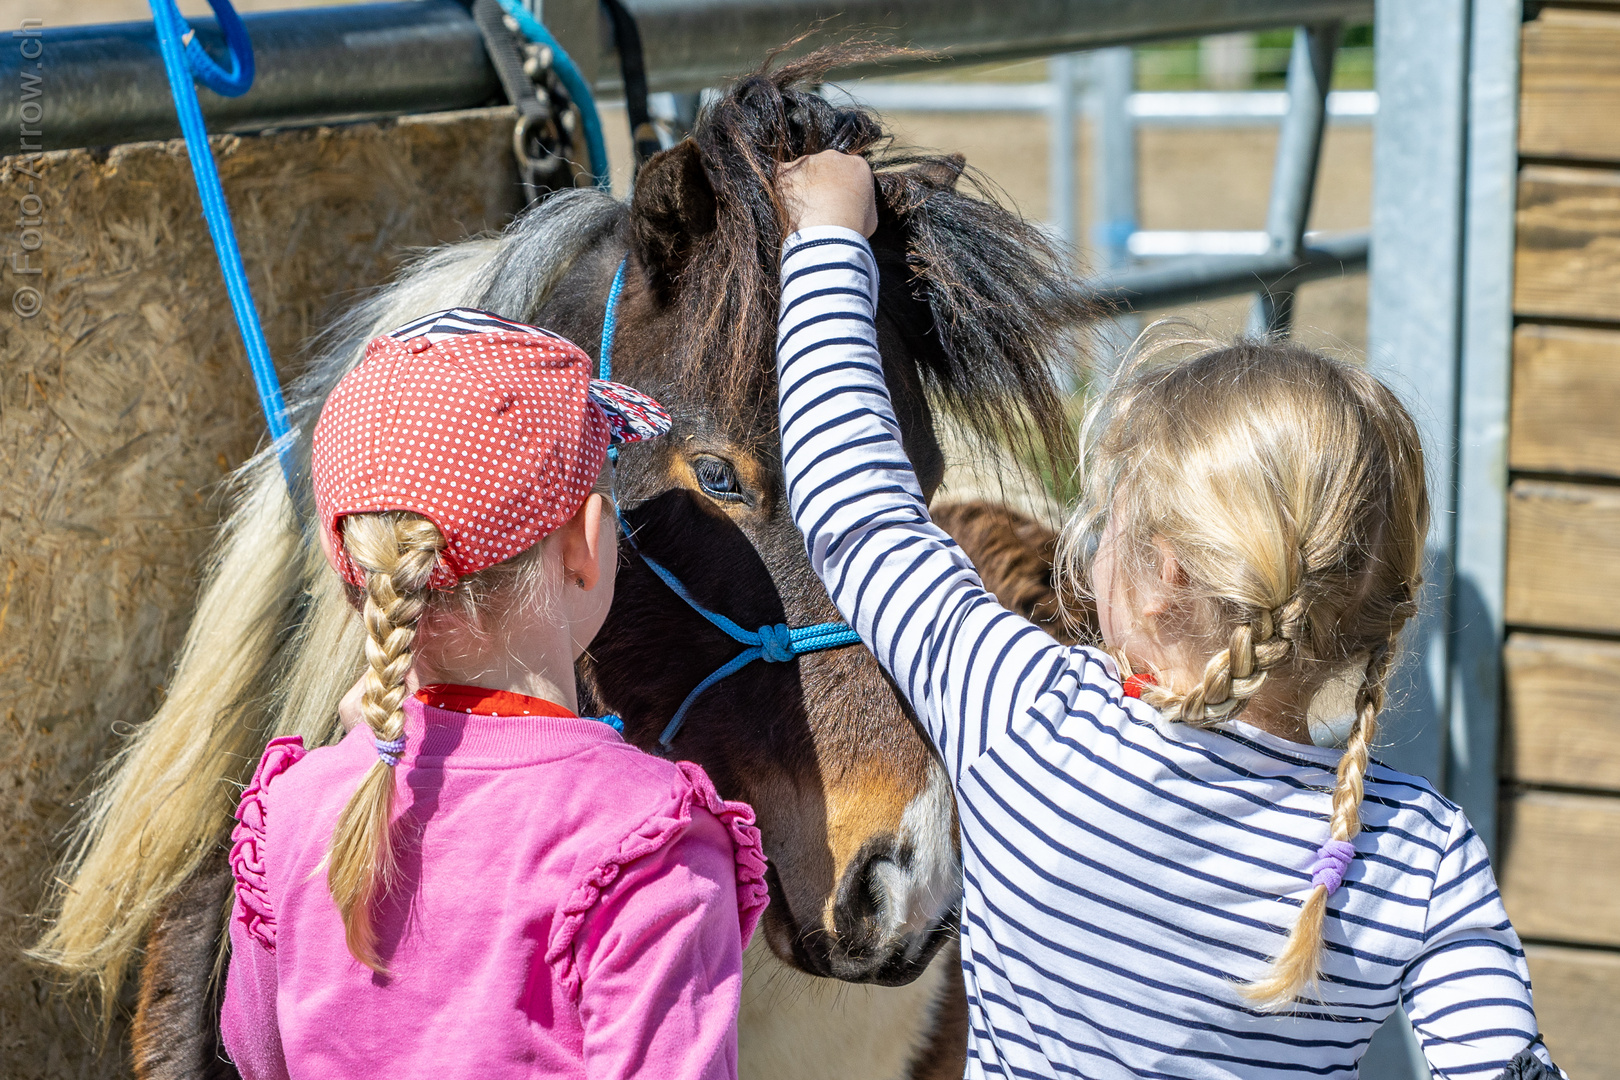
[557,50,1091,982]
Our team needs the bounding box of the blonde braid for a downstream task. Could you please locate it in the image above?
[326,513,445,972]
[1243,643,1393,1010]
[1149,598,1302,726]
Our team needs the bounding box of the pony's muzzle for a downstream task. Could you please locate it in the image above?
[820,765,961,984]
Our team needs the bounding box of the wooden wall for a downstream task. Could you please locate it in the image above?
[0,108,522,1079]
[1502,6,1620,1076]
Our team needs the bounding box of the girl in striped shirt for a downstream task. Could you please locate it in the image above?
[773,151,1562,1080]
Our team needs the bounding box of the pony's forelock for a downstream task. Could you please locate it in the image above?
[667,44,1097,467]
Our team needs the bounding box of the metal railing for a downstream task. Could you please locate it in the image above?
[828,63,1373,317]
[7,0,1373,152]
[824,83,1378,123]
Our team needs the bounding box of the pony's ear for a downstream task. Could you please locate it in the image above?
[630,139,718,298]
[905,153,967,192]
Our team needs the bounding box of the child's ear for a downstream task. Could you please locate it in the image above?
[559,494,608,592]
[630,139,718,300]
[1141,537,1186,619]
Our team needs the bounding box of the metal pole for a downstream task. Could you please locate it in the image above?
[1247,23,1340,339]
[1048,54,1081,265]
[1084,232,1367,311]
[1090,47,1138,274]
[1366,0,1470,799]
[1450,0,1523,859]
[1360,3,1476,1072]
[4,0,1374,153]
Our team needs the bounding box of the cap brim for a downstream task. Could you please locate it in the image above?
[588,380,673,444]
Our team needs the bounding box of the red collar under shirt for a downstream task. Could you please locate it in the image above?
[414,683,578,718]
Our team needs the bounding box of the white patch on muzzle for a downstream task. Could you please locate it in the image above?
[870,760,961,958]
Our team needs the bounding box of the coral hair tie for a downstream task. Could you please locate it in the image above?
[1309,838,1356,895]
[1122,671,1156,699]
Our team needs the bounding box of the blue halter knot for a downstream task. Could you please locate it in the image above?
[757,624,794,663]
[598,258,865,751]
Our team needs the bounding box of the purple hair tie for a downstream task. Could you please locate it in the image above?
[373,733,406,768]
[1309,838,1356,894]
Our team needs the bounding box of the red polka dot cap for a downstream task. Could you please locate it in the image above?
[311,308,671,590]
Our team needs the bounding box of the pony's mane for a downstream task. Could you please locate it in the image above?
[673,45,1097,462]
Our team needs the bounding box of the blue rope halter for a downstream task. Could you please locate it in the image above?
[148,0,294,486]
[598,258,864,751]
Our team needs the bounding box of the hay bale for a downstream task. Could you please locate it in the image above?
[0,106,523,1078]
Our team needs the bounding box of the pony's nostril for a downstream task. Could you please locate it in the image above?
[832,841,892,941]
[849,854,890,923]
[833,841,918,946]
[820,839,954,985]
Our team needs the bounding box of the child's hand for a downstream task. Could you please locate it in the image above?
[777,150,878,238]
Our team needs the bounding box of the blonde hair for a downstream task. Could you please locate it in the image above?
[1056,330,1428,1010]
[326,512,443,971]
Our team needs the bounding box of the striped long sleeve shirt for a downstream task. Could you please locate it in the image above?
[775,227,1553,1080]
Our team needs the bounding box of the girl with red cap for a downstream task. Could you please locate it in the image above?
[220,310,767,1080]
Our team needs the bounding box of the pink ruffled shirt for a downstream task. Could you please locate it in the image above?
[221,693,768,1080]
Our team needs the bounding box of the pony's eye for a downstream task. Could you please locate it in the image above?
[692,455,746,504]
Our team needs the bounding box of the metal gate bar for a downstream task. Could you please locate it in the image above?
[8,0,1373,154]
[1248,23,1340,337]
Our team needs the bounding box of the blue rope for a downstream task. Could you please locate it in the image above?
[596,258,864,751]
[639,544,863,750]
[148,0,296,489]
[600,259,627,381]
[600,258,628,465]
[492,0,611,189]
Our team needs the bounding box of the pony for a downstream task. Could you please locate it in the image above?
[34,48,1095,1079]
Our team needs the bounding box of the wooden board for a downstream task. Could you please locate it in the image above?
[1506,479,1620,634]
[0,110,521,1080]
[1515,164,1620,322]
[1520,7,1620,164]
[1504,633,1620,791]
[1510,323,1620,478]
[1500,790,1620,948]
[1525,944,1620,1080]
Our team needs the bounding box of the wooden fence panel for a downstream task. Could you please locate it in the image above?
[1525,944,1620,1080]
[1520,7,1620,164]
[1510,323,1620,478]
[0,109,521,1080]
[1504,633,1620,792]
[1515,164,1620,321]
[1506,480,1620,634]
[1499,790,1620,948]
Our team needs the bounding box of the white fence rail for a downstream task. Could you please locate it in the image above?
[825,84,1378,124]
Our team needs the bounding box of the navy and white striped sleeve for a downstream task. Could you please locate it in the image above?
[1403,811,1562,1079]
[776,227,1070,783]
